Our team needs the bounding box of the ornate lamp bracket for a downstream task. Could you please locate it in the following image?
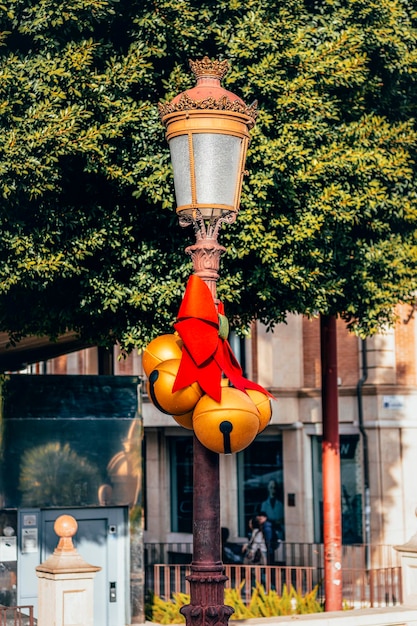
[178,209,237,299]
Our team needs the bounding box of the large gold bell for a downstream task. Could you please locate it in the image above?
[246,389,272,433]
[172,410,194,430]
[192,387,260,454]
[142,334,183,377]
[147,358,202,416]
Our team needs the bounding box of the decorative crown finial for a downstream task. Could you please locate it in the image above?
[158,56,257,125]
[189,57,230,81]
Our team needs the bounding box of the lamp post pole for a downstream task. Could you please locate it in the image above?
[189,432,231,626]
[182,221,232,626]
[159,57,257,626]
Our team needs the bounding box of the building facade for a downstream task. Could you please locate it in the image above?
[39,304,417,553]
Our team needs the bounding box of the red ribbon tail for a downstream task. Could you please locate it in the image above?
[217,340,275,398]
[172,348,198,392]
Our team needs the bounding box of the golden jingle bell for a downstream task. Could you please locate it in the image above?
[246,389,272,433]
[173,379,230,431]
[192,387,260,454]
[142,333,183,377]
[172,410,193,430]
[147,358,202,416]
[172,370,234,430]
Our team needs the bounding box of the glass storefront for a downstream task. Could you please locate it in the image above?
[170,436,193,533]
[0,374,142,618]
[169,436,284,538]
[237,437,284,538]
[170,436,285,539]
[168,433,362,545]
[0,375,142,510]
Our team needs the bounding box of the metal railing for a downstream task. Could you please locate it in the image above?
[149,563,317,602]
[144,542,402,610]
[342,567,402,608]
[147,563,402,610]
[0,605,34,626]
[144,541,401,569]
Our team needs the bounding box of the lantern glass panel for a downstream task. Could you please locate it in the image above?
[193,133,242,208]
[169,132,243,214]
[169,135,192,209]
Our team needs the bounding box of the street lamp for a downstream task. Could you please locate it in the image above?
[159,57,257,626]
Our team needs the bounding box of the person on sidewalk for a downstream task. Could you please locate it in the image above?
[256,511,276,565]
[242,517,267,565]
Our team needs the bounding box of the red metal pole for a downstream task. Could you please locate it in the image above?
[320,314,343,611]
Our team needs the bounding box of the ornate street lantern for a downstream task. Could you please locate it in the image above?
[159,57,257,298]
[159,57,257,221]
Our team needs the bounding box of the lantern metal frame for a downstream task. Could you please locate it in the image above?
[159,56,257,222]
[162,108,252,219]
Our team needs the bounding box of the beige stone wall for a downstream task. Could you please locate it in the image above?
[257,315,304,390]
[395,303,417,386]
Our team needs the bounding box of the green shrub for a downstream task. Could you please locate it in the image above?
[148,582,323,622]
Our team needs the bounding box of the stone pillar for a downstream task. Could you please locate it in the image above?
[36,515,101,626]
[394,511,417,606]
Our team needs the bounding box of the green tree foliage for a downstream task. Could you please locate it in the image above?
[215,0,417,335]
[1,0,417,350]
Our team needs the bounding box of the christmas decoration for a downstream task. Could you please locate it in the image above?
[142,333,183,377]
[147,358,203,416]
[142,274,274,454]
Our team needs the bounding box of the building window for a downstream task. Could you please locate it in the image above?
[311,435,363,544]
[237,437,284,538]
[170,436,193,533]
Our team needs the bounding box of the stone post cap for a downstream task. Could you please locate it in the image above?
[54,514,78,553]
[394,508,417,554]
[36,515,101,575]
[394,532,417,553]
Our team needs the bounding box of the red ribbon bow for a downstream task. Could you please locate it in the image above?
[172,275,273,402]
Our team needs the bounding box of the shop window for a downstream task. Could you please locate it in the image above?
[311,435,363,544]
[170,436,193,533]
[237,438,284,538]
